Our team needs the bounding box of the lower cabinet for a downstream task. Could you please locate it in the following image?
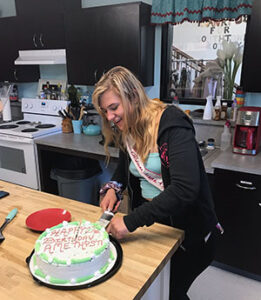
[209,168,261,278]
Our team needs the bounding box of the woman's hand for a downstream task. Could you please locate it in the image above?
[107,216,129,240]
[100,188,120,212]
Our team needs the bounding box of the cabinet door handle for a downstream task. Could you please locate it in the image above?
[39,33,44,48]
[33,33,38,48]
[236,183,256,190]
[13,69,18,81]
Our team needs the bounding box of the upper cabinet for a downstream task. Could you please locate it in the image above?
[241,0,261,92]
[0,17,39,82]
[15,0,81,16]
[16,14,66,50]
[64,2,155,86]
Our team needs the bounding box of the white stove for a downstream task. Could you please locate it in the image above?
[0,98,68,138]
[0,98,69,190]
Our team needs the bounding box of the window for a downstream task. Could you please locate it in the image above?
[161,17,248,105]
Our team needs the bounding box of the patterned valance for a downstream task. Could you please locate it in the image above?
[151,0,253,25]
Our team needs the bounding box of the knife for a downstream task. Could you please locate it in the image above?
[97,210,114,228]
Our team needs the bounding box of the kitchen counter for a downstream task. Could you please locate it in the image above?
[36,133,119,160]
[36,132,261,176]
[211,147,261,175]
[0,180,184,300]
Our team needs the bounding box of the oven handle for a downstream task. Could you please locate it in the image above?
[0,134,34,144]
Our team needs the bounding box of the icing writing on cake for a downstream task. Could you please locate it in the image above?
[42,225,103,254]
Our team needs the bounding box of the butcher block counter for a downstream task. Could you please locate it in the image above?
[0,180,184,300]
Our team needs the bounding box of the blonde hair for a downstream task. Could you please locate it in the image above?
[92,66,166,162]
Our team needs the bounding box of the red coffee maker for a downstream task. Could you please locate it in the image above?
[233,106,261,155]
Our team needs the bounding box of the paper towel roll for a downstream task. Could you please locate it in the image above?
[2,97,11,121]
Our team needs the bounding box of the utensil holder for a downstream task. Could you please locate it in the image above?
[72,119,83,134]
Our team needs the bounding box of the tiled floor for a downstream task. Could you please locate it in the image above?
[188,266,261,300]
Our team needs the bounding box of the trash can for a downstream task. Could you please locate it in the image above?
[50,155,102,205]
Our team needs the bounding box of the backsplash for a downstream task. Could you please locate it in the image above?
[193,119,234,147]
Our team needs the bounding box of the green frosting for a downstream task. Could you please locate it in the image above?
[71,257,92,264]
[53,257,67,265]
[93,223,102,230]
[103,231,109,239]
[70,221,80,226]
[35,242,41,253]
[50,223,63,230]
[99,262,109,274]
[40,253,49,262]
[49,277,70,284]
[76,274,94,283]
[35,268,46,279]
[94,242,108,256]
[38,231,47,240]
[110,250,115,261]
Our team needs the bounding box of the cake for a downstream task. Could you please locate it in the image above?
[31,220,115,285]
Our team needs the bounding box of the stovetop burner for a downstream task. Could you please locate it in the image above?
[16,121,31,125]
[35,124,56,129]
[21,128,39,133]
[0,124,19,129]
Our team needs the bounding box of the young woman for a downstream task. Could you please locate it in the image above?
[93,66,221,300]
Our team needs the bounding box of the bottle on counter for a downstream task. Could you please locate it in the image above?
[220,102,228,120]
[220,120,232,151]
[9,84,18,101]
[51,86,56,100]
[61,89,67,100]
[45,81,51,100]
[213,95,221,121]
[230,99,238,122]
[57,83,62,100]
[172,95,179,106]
[203,95,213,120]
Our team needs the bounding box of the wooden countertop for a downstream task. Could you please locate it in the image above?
[0,180,184,300]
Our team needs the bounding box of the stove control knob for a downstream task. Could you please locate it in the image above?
[24,103,29,109]
[53,105,57,111]
[29,104,33,109]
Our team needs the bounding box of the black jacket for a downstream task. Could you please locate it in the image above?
[112,105,218,247]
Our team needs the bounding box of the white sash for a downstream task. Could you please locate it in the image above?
[126,142,164,191]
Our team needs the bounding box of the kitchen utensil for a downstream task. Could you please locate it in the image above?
[0,190,9,199]
[0,208,18,242]
[26,208,71,232]
[78,106,85,120]
[97,210,114,228]
[58,110,66,119]
[63,109,72,119]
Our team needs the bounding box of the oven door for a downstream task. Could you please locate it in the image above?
[0,134,39,189]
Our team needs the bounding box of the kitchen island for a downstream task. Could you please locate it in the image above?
[0,180,184,300]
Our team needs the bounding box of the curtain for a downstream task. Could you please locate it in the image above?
[151,0,253,25]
